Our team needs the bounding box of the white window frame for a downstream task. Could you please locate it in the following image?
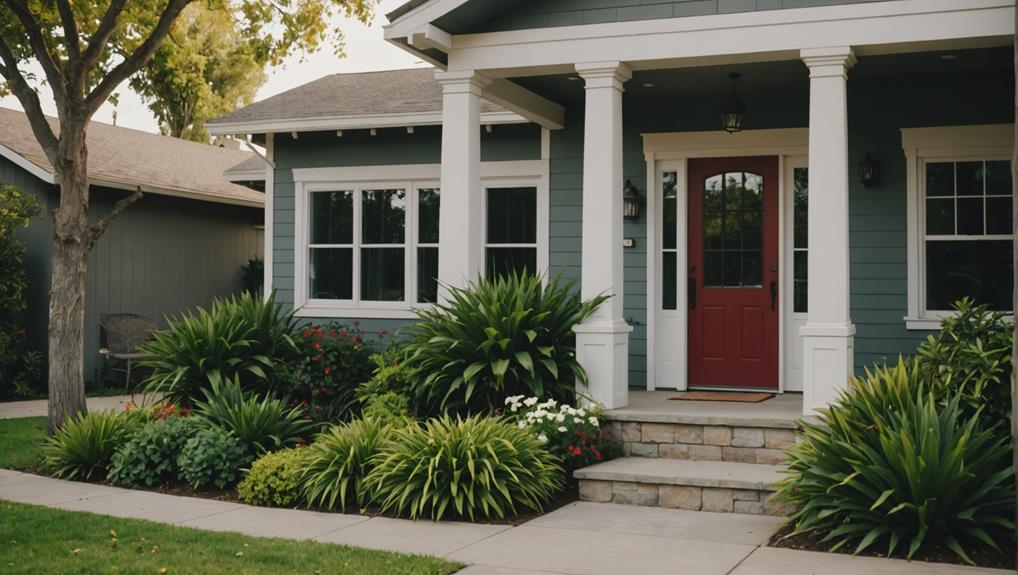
[483,180,546,278]
[902,124,1014,330]
[292,161,548,318]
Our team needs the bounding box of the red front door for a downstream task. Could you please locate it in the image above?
[687,156,779,390]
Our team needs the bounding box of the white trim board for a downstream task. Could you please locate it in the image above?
[207,110,528,137]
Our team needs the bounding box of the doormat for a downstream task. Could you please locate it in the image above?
[669,391,775,403]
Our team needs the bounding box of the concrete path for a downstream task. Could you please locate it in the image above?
[0,469,1009,575]
[0,394,158,419]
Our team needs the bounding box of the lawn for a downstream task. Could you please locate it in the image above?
[0,416,44,469]
[0,501,463,575]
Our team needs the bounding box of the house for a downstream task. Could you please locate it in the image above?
[207,0,1015,416]
[0,107,266,385]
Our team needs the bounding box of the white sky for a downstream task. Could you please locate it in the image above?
[0,0,422,133]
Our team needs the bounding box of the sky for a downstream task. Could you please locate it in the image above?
[0,0,423,133]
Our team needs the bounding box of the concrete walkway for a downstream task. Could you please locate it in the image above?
[0,469,1008,575]
[0,394,157,419]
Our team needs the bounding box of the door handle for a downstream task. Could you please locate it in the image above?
[770,280,778,311]
[688,278,697,310]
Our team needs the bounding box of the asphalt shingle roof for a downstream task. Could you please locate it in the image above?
[0,107,264,207]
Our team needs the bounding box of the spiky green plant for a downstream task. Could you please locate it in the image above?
[364,415,563,521]
[40,411,138,480]
[774,359,1015,564]
[403,272,608,416]
[192,374,314,454]
[140,290,297,405]
[300,418,393,511]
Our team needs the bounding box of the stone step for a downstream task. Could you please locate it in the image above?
[574,457,792,516]
[608,420,797,464]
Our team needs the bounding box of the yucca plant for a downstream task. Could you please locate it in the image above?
[40,410,138,480]
[403,272,608,416]
[774,359,1015,564]
[140,290,297,405]
[364,414,563,521]
[192,373,315,454]
[301,418,393,511]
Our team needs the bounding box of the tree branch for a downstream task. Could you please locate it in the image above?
[2,0,65,100]
[85,0,192,117]
[55,0,80,61]
[0,33,59,163]
[78,0,127,72]
[85,186,143,252]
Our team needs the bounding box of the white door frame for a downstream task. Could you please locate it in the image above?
[643,128,808,393]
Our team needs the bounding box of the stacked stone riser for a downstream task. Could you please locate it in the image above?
[577,479,792,516]
[609,421,797,465]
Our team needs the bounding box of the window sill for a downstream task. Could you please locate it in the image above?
[904,317,942,331]
[295,304,422,320]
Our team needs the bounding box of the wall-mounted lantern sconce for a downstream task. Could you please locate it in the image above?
[623,179,641,221]
[858,153,881,188]
[720,72,746,133]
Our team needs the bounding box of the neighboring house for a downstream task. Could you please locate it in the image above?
[0,107,265,384]
[207,0,1015,415]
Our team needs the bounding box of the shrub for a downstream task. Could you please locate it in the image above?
[178,427,252,490]
[362,392,411,425]
[108,416,200,487]
[237,449,307,507]
[141,291,296,405]
[0,185,42,399]
[774,360,1015,564]
[403,273,608,417]
[122,401,191,427]
[916,298,1012,434]
[192,374,314,454]
[40,411,138,480]
[355,348,416,406]
[277,323,375,423]
[365,415,564,521]
[506,396,620,472]
[301,418,392,512]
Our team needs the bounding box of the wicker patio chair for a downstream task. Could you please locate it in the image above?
[98,313,158,392]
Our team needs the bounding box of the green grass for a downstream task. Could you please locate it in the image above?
[0,501,463,575]
[0,417,44,469]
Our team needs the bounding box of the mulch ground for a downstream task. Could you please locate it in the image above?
[769,524,1015,570]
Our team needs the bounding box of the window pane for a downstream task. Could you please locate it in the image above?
[723,252,741,287]
[362,189,405,244]
[722,212,741,249]
[742,250,762,287]
[418,188,440,244]
[985,160,1012,196]
[309,247,352,299]
[486,247,536,279]
[926,240,1013,312]
[956,197,984,235]
[793,168,808,250]
[417,247,439,303]
[704,175,723,211]
[704,211,722,250]
[487,187,536,244]
[704,252,723,287]
[986,197,1013,235]
[662,252,676,310]
[926,163,954,197]
[955,161,984,196]
[742,173,763,209]
[793,250,808,313]
[663,172,678,250]
[311,191,353,244]
[741,210,762,249]
[723,173,742,210]
[361,248,405,301]
[926,198,954,235]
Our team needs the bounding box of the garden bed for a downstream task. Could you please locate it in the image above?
[768,525,1015,570]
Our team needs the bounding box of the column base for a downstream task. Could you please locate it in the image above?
[573,320,633,409]
[800,323,855,413]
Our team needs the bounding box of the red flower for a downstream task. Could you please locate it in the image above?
[328,330,336,337]
[324,367,331,375]
[572,447,582,456]
[311,342,321,351]
[314,354,322,362]
[302,329,309,337]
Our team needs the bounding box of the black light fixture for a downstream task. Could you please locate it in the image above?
[721,72,746,133]
[858,153,881,188]
[623,179,641,220]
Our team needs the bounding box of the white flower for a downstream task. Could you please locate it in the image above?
[576,408,587,417]
[556,413,565,422]
[510,404,519,412]
[518,421,527,429]
[537,433,548,443]
[588,416,599,425]
[523,397,539,407]
[557,426,567,433]
[545,399,557,408]
[574,417,584,424]
[534,409,547,419]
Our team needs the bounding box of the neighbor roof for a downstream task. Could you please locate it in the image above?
[0,107,264,208]
[206,67,518,135]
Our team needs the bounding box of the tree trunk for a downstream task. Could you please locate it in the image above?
[46,115,91,432]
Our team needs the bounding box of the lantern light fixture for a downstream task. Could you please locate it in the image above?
[721,72,746,134]
[858,153,881,188]
[623,179,641,221]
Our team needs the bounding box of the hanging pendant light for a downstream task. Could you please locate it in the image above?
[721,72,746,134]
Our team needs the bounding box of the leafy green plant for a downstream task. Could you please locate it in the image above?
[192,374,314,454]
[362,392,412,425]
[140,290,296,405]
[237,448,307,507]
[177,426,252,490]
[301,418,392,511]
[108,416,200,487]
[774,360,1015,564]
[40,411,138,480]
[355,347,416,405]
[365,414,564,521]
[0,185,43,399]
[506,396,620,472]
[403,272,608,416]
[916,298,1012,435]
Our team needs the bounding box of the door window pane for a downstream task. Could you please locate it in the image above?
[362,189,405,244]
[793,251,808,313]
[792,167,808,313]
[361,248,405,301]
[663,172,678,250]
[311,191,353,244]
[662,252,677,310]
[310,248,352,299]
[703,171,764,287]
[926,240,1013,311]
[487,188,536,244]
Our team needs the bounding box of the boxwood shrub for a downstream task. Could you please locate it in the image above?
[178,427,252,490]
[108,416,200,487]
[237,449,307,507]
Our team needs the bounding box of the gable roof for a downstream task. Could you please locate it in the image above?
[206,67,522,135]
[0,107,264,208]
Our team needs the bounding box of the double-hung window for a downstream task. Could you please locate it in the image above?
[485,186,538,278]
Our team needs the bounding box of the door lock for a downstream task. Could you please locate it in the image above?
[770,280,778,310]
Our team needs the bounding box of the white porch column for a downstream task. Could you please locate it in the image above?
[800,47,857,413]
[435,70,490,296]
[573,61,633,409]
